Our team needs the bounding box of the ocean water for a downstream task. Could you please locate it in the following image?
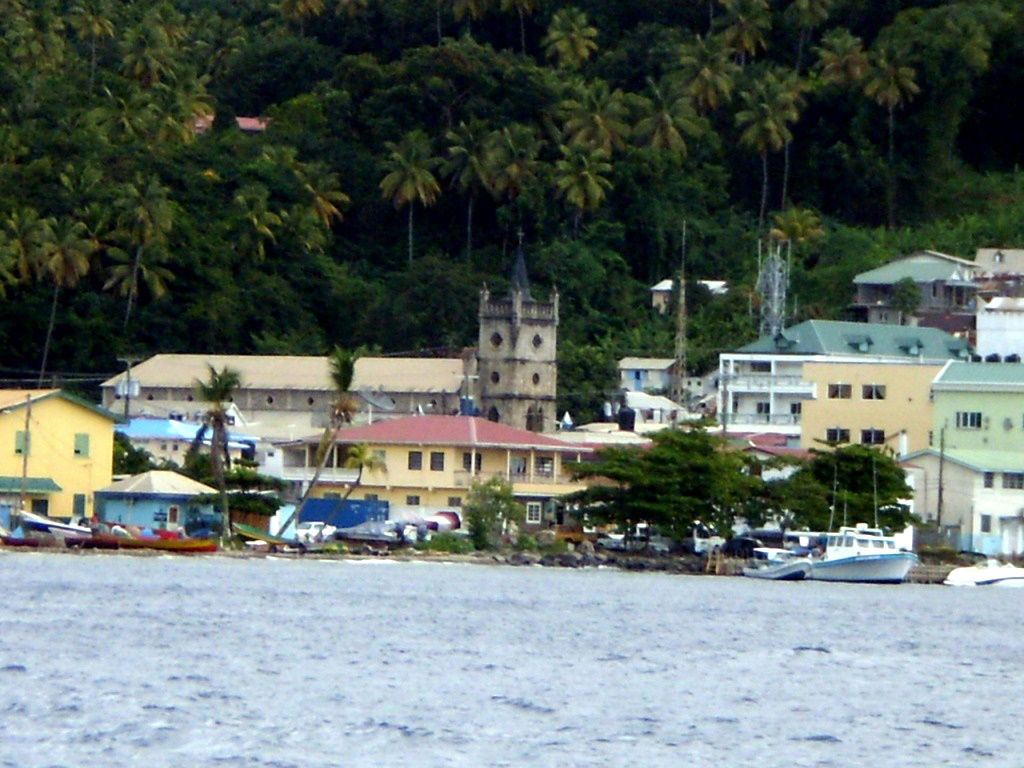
[0,551,1019,768]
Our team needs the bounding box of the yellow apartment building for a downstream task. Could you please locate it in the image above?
[800,362,942,455]
[0,390,117,522]
[278,414,588,527]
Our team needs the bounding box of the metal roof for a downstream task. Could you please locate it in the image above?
[933,361,1024,389]
[902,448,1024,474]
[96,470,217,496]
[853,251,977,285]
[0,389,118,422]
[619,357,675,370]
[736,320,970,360]
[0,476,61,493]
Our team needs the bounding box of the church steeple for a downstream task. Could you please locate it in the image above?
[510,228,532,300]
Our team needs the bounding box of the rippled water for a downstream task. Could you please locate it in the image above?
[0,551,1020,768]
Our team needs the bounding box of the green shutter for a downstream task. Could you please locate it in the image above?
[14,431,28,456]
[74,433,90,457]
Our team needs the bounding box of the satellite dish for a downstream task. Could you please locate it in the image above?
[357,390,396,411]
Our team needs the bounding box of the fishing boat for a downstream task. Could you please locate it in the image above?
[742,547,813,581]
[233,521,300,548]
[19,509,92,541]
[88,532,218,553]
[810,524,917,584]
[944,559,1024,587]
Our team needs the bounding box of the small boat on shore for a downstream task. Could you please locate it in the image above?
[742,547,813,581]
[90,532,218,553]
[19,510,92,541]
[944,559,1024,587]
[810,524,917,584]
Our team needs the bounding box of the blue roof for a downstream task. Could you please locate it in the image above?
[116,418,258,446]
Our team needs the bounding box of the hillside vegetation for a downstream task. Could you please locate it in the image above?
[1,0,1023,418]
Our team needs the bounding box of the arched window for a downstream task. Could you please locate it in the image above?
[487,406,500,423]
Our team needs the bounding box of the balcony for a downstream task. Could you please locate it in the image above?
[726,413,801,426]
[277,466,361,485]
[727,375,815,395]
[453,469,561,487]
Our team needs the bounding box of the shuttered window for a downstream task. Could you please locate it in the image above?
[74,433,90,457]
[14,431,28,456]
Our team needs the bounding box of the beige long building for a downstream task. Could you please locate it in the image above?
[799,361,944,455]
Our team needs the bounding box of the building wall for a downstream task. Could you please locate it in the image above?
[96,495,212,530]
[0,396,114,520]
[800,362,941,455]
[933,390,1024,453]
[976,310,1024,359]
[477,289,558,432]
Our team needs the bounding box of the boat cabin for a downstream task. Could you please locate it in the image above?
[826,526,899,556]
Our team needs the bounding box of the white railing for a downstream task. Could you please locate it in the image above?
[726,413,801,426]
[728,375,813,392]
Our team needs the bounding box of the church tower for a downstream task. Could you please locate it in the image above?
[477,239,558,432]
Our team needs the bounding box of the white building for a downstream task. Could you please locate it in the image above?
[975,297,1024,360]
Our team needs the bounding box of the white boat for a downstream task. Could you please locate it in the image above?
[810,524,917,584]
[944,559,1024,587]
[742,547,813,581]
[19,509,92,541]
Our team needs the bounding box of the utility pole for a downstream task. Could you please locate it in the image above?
[18,394,31,520]
[936,423,946,530]
[671,221,688,414]
[117,356,142,422]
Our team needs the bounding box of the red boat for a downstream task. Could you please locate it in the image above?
[89,533,218,553]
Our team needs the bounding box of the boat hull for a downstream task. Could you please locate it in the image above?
[90,533,218,553]
[944,563,1024,587]
[810,552,917,584]
[19,510,92,541]
[743,559,812,581]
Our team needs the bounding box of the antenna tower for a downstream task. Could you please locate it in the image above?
[755,238,791,338]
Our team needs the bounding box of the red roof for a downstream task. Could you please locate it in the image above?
[299,415,582,452]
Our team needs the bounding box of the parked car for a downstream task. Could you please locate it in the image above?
[679,521,725,555]
[721,536,762,558]
[296,521,337,543]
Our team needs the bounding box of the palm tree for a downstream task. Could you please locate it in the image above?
[558,80,631,155]
[193,365,242,539]
[720,0,771,65]
[814,28,868,86]
[677,35,738,113]
[379,130,442,263]
[335,443,387,504]
[500,0,537,54]
[279,0,326,34]
[735,70,799,227]
[37,218,94,385]
[554,142,613,235]
[103,247,174,310]
[863,46,920,228]
[114,176,173,331]
[777,71,808,208]
[119,21,174,88]
[786,0,830,73]
[634,77,703,154]
[485,123,543,206]
[452,0,492,23]
[69,0,115,92]
[769,206,824,244]
[0,208,53,283]
[297,163,350,228]
[542,7,597,70]
[276,346,360,537]
[8,7,66,73]
[232,184,282,263]
[445,119,493,262]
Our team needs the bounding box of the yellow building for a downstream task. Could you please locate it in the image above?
[800,362,942,455]
[279,415,588,527]
[0,390,117,522]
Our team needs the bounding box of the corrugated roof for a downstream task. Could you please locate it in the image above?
[853,251,977,285]
[933,361,1024,389]
[102,354,464,394]
[736,320,970,360]
[288,414,581,452]
[619,357,675,370]
[96,470,216,496]
[116,418,258,446]
[0,476,61,493]
[0,389,118,421]
[650,279,673,291]
[903,448,1024,473]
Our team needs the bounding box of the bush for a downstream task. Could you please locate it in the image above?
[415,533,474,554]
[514,535,538,551]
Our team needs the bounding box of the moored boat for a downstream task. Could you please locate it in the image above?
[810,524,917,584]
[742,547,813,581]
[18,509,93,541]
[944,559,1024,587]
[88,532,218,553]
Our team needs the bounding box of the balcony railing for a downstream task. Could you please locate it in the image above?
[727,375,814,393]
[725,413,801,426]
[277,466,361,484]
[453,469,561,487]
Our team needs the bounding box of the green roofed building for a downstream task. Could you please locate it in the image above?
[717,320,971,440]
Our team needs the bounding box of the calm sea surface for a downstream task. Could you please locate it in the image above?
[0,551,1020,768]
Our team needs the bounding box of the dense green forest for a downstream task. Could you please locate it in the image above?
[2,0,1024,419]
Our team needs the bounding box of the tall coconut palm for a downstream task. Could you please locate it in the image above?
[445,119,493,262]
[279,0,326,34]
[558,80,631,155]
[677,35,738,113]
[554,142,613,236]
[735,71,799,227]
[1,208,53,283]
[103,247,174,310]
[193,365,242,538]
[276,346,360,537]
[37,218,94,386]
[786,0,830,73]
[120,21,174,88]
[297,163,350,228]
[485,123,543,207]
[232,183,282,263]
[69,0,115,92]
[114,175,173,331]
[542,7,597,70]
[379,130,442,263]
[634,77,703,154]
[863,46,920,228]
[9,7,66,73]
[814,28,868,86]
[777,71,808,208]
[769,206,824,245]
[720,0,770,65]
[500,0,537,54]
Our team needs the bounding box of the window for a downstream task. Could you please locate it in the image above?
[861,429,885,445]
[536,456,554,477]
[750,361,771,373]
[532,334,543,348]
[826,428,850,444]
[168,505,179,524]
[462,452,482,471]
[408,451,422,470]
[526,502,542,525]
[74,433,90,457]
[14,430,29,456]
[756,402,770,415]
[490,332,503,347]
[1003,473,1024,489]
[73,494,86,518]
[532,373,541,385]
[790,402,802,415]
[430,451,445,471]
[364,494,379,501]
[447,496,462,507]
[984,472,994,488]
[827,384,851,399]
[956,411,982,429]
[980,514,992,533]
[406,495,421,505]
[490,371,500,383]
[862,384,886,400]
[31,499,48,515]
[511,456,527,475]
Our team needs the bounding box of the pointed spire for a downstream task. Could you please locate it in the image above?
[510,228,532,300]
